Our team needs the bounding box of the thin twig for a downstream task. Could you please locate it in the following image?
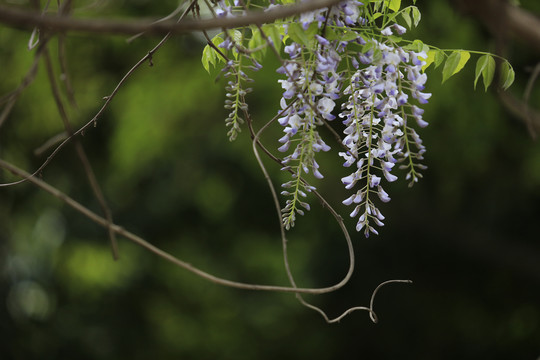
[42,44,119,259]
[126,1,187,43]
[0,45,45,129]
[0,0,343,36]
[34,131,69,157]
[196,2,228,62]
[523,62,540,139]
[498,91,540,134]
[296,279,414,323]
[57,35,78,108]
[57,1,78,108]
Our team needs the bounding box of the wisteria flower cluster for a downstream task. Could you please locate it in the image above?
[275,30,341,229]
[202,0,515,237]
[338,32,431,236]
[273,1,431,235]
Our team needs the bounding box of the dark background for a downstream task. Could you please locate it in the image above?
[1,1,539,359]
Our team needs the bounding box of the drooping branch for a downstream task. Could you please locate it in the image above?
[0,0,342,36]
[0,158,365,295]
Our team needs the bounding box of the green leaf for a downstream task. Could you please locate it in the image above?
[201,35,224,74]
[288,23,311,47]
[454,50,470,74]
[341,29,359,42]
[482,57,496,91]
[389,0,401,12]
[228,29,243,60]
[411,6,421,26]
[421,49,437,71]
[306,22,319,39]
[405,39,427,53]
[363,40,382,63]
[442,52,460,83]
[248,28,265,62]
[419,48,444,70]
[230,29,243,44]
[325,27,339,41]
[388,35,402,43]
[201,45,214,74]
[401,8,412,29]
[474,55,488,89]
[261,24,282,53]
[362,40,375,55]
[442,50,470,83]
[433,49,445,68]
[212,34,224,46]
[372,47,383,63]
[500,61,515,90]
[371,0,383,13]
[474,54,495,91]
[248,28,261,50]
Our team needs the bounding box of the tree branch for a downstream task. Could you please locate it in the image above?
[0,0,342,36]
[498,89,540,134]
[450,0,540,53]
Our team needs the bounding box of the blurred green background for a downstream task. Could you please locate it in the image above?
[1,1,539,359]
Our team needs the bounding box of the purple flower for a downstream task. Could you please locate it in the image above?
[278,142,290,152]
[342,194,355,205]
[341,174,356,189]
[413,90,432,104]
[393,23,407,35]
[317,97,336,120]
[370,175,381,187]
[377,186,391,202]
[381,27,393,36]
[315,35,330,47]
[383,169,398,182]
[350,205,362,218]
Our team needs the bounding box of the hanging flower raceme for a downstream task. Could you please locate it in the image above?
[216,22,264,141]
[276,45,335,229]
[276,1,368,230]
[338,25,431,237]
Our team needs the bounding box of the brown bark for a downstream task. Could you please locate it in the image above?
[0,0,342,36]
